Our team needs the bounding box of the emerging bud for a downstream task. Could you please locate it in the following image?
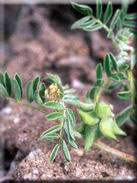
[95,102,113,119]
[44,83,61,101]
[99,117,117,140]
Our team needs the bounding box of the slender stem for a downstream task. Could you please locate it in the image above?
[128,70,135,106]
[6,97,46,114]
[95,140,137,164]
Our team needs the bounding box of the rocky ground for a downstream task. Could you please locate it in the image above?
[0,4,136,181]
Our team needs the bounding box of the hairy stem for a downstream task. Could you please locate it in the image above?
[95,140,137,164]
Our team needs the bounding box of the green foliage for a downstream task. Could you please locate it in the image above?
[0,0,136,162]
[50,144,60,161]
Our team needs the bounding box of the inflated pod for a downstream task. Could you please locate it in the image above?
[99,117,117,140]
[78,110,99,126]
[77,101,94,112]
[95,102,112,119]
[84,124,100,151]
[112,120,127,136]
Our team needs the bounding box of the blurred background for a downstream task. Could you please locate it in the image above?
[1,3,130,112]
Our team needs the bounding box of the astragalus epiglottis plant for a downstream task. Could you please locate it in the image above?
[0,0,136,163]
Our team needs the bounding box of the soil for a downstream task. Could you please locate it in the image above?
[0,102,136,180]
[0,4,137,181]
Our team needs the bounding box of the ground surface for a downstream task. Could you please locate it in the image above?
[0,4,136,181]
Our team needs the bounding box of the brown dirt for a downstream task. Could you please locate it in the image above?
[0,102,136,180]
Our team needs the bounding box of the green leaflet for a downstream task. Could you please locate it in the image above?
[117,91,131,100]
[71,16,92,30]
[0,72,4,86]
[96,0,102,19]
[34,91,43,105]
[40,125,61,139]
[126,13,137,20]
[12,79,22,101]
[109,53,118,72]
[15,74,22,96]
[110,9,121,30]
[46,112,64,121]
[89,86,100,101]
[65,108,76,127]
[0,83,9,97]
[26,80,33,102]
[62,139,71,161]
[83,23,103,32]
[46,73,62,86]
[96,63,103,81]
[50,144,60,161]
[64,124,78,149]
[4,72,12,96]
[116,106,131,126]
[26,77,40,103]
[104,54,112,78]
[104,2,113,24]
[71,2,93,15]
[44,101,64,110]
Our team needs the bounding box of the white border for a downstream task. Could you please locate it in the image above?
[0,0,136,4]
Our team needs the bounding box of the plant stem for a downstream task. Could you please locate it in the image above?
[7,97,46,114]
[128,70,135,106]
[95,140,137,164]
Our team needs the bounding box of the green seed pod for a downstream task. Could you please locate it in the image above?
[78,110,99,126]
[77,101,94,112]
[84,125,100,152]
[113,120,127,136]
[99,117,117,140]
[95,102,112,119]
